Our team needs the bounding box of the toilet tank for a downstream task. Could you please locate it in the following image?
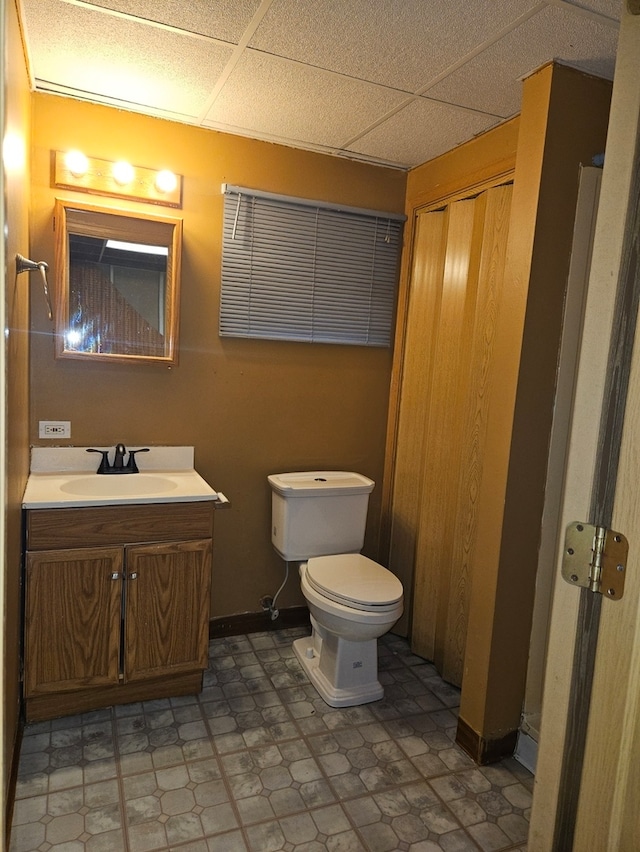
[268,471,374,561]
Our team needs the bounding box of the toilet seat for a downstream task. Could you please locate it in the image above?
[306,554,403,613]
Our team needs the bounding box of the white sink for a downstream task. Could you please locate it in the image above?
[60,474,179,498]
[22,467,219,509]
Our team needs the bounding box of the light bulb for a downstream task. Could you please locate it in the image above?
[155,169,177,193]
[64,149,88,177]
[112,160,134,185]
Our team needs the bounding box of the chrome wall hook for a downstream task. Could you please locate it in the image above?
[16,254,53,321]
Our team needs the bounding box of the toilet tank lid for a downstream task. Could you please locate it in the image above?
[268,471,374,497]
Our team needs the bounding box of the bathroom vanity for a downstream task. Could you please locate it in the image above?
[21,447,225,722]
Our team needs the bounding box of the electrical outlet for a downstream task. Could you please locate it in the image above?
[39,420,71,439]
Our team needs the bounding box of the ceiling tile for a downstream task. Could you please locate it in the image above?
[562,0,621,18]
[18,0,623,170]
[425,4,619,116]
[22,0,233,117]
[204,51,409,150]
[84,0,263,42]
[248,0,542,92]
[347,99,500,169]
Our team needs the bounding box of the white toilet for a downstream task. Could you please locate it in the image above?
[268,471,403,707]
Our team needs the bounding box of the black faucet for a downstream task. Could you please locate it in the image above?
[87,444,150,474]
[113,443,126,469]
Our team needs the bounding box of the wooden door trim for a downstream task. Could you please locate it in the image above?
[405,118,519,213]
[556,130,640,844]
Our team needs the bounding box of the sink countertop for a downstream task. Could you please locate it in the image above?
[23,446,221,509]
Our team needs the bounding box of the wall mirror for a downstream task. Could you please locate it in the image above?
[54,199,182,365]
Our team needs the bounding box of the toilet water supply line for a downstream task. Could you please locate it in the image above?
[261,562,290,621]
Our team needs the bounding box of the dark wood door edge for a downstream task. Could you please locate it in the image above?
[456,716,519,765]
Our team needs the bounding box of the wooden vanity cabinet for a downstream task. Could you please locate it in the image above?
[24,501,214,721]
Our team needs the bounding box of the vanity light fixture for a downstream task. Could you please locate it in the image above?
[54,150,182,208]
[64,149,88,177]
[112,160,135,186]
[155,169,178,194]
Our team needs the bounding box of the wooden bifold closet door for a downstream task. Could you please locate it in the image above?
[389,184,513,686]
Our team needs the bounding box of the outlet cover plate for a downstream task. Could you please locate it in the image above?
[39,421,71,439]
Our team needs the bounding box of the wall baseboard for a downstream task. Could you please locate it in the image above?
[209,606,310,639]
[456,716,518,765]
[5,719,24,849]
[514,729,538,774]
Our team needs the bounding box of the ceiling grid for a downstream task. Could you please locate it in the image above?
[21,0,621,169]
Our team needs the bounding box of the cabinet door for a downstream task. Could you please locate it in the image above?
[25,547,123,696]
[124,539,212,682]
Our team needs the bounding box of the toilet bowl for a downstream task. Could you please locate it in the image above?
[268,471,404,708]
[293,553,403,707]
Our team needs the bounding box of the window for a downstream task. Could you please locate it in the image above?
[220,185,404,347]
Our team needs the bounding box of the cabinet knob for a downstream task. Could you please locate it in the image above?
[129,572,138,580]
[111,573,120,580]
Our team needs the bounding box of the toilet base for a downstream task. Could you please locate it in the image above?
[293,635,384,708]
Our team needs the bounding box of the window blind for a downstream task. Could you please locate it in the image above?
[220,185,404,347]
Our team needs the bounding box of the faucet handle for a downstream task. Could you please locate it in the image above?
[86,448,111,474]
[126,448,150,473]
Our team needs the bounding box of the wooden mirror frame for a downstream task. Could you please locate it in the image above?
[54,199,182,365]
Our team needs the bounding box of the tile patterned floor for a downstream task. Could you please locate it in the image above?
[10,628,532,851]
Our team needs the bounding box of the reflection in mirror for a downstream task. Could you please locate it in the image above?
[54,199,182,364]
[66,235,168,356]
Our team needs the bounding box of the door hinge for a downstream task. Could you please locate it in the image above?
[562,522,628,600]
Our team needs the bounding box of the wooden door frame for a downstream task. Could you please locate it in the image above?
[0,1,7,841]
[529,7,640,849]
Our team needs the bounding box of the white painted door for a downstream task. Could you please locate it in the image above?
[529,8,640,850]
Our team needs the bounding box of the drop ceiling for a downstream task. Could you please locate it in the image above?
[19,0,621,170]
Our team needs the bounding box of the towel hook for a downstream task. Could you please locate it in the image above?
[16,254,53,321]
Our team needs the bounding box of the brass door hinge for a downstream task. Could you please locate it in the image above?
[562,522,628,600]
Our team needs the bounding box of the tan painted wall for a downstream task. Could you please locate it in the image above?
[28,94,407,619]
[3,0,32,828]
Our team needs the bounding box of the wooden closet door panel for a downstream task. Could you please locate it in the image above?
[443,184,513,684]
[412,198,482,663]
[392,184,512,685]
[388,210,447,636]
